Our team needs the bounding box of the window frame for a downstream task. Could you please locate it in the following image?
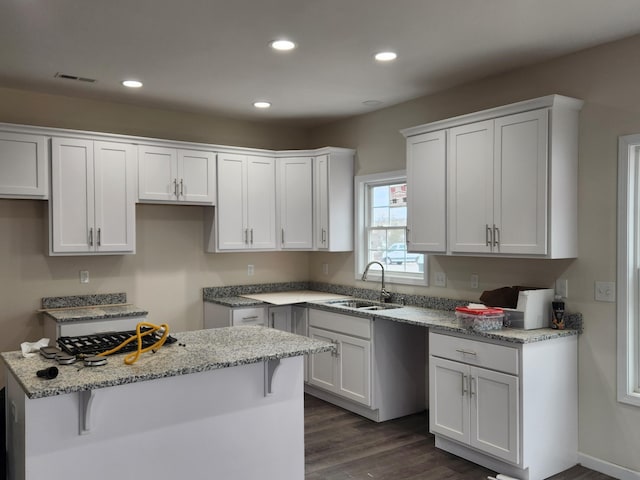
[617,133,640,407]
[354,170,428,286]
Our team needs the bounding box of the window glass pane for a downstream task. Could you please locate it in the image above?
[372,207,390,227]
[389,206,407,226]
[371,185,390,208]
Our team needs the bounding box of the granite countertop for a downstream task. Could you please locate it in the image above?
[42,304,148,323]
[1,326,334,399]
[306,300,579,344]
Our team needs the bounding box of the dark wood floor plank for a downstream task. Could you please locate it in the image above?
[304,395,616,480]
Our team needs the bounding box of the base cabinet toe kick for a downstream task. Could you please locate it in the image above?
[428,330,578,480]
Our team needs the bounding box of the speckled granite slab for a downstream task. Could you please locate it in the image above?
[306,301,578,344]
[41,293,127,309]
[203,281,583,333]
[1,326,335,399]
[42,304,148,323]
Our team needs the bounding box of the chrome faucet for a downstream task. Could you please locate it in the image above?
[362,261,392,303]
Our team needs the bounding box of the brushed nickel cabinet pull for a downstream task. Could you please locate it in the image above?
[173,178,178,198]
[244,228,248,244]
[462,374,468,396]
[470,376,476,397]
[250,228,254,244]
[281,228,285,245]
[455,348,477,356]
[493,225,500,248]
[88,228,94,247]
[180,178,184,197]
[485,224,491,247]
[97,228,101,246]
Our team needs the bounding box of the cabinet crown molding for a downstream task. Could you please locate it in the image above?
[400,94,584,138]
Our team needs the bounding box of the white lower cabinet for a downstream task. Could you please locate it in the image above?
[203,303,266,328]
[309,325,371,406]
[429,331,578,480]
[306,308,425,422]
[268,305,292,331]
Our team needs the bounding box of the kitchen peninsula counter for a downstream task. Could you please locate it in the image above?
[3,326,332,480]
[2,326,333,399]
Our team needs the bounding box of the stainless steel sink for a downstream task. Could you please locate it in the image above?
[328,299,402,310]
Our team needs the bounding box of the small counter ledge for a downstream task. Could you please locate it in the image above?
[2,326,334,400]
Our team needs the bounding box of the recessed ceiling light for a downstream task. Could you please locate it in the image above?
[374,51,397,62]
[253,101,272,109]
[270,39,296,51]
[122,80,143,88]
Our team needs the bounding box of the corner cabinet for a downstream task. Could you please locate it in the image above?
[0,131,48,199]
[429,331,578,480]
[138,145,216,205]
[314,150,354,251]
[277,156,314,250]
[402,95,583,258]
[49,138,136,255]
[214,152,276,250]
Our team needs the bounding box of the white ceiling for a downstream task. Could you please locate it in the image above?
[2,0,640,127]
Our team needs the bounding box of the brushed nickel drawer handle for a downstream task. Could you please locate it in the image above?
[455,348,477,356]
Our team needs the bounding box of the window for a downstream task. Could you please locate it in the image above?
[618,134,640,406]
[355,171,427,286]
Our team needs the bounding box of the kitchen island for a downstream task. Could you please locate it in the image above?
[2,326,333,480]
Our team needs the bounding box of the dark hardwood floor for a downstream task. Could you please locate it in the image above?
[304,395,614,480]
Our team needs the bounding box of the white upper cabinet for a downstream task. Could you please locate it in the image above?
[215,152,276,250]
[277,156,313,249]
[314,149,354,251]
[50,138,136,255]
[138,145,216,205]
[402,94,583,259]
[448,119,495,254]
[406,130,447,252]
[0,131,48,199]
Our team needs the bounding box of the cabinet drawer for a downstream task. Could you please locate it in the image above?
[231,307,266,326]
[429,331,518,375]
[309,309,371,339]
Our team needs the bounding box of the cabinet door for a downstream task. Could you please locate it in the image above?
[246,156,276,249]
[292,306,309,382]
[448,120,494,253]
[314,154,329,249]
[138,145,178,201]
[268,305,292,332]
[178,149,216,204]
[429,356,470,444]
[336,332,371,406]
[217,152,248,249]
[308,327,338,391]
[50,138,94,253]
[0,131,47,198]
[278,157,313,249]
[470,366,519,463]
[94,141,136,252]
[494,109,548,255]
[406,130,447,252]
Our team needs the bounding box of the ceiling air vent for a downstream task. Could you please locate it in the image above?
[54,72,97,83]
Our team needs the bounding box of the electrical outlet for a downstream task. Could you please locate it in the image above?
[555,278,568,298]
[322,263,329,275]
[434,271,446,287]
[595,281,615,302]
[247,265,254,276]
[80,270,89,284]
[470,274,479,289]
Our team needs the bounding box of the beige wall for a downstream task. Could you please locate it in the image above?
[2,33,640,473]
[0,87,312,388]
[310,34,640,472]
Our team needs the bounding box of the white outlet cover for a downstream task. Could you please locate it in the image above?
[595,281,615,302]
[470,274,479,289]
[434,272,446,287]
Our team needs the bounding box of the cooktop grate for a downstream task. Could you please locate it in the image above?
[57,328,177,357]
